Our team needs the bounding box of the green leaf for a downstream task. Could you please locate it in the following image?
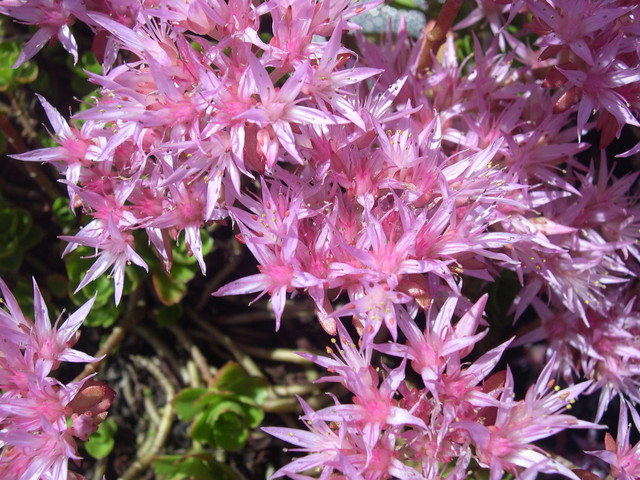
[211,363,246,391]
[152,267,190,306]
[67,51,103,95]
[208,400,246,419]
[173,230,214,265]
[190,400,247,447]
[0,205,43,273]
[52,197,78,231]
[84,418,117,459]
[152,454,241,480]
[212,362,269,405]
[190,411,217,446]
[224,376,269,405]
[45,273,69,299]
[173,388,209,421]
[211,411,248,451]
[0,41,38,91]
[155,303,184,327]
[14,60,38,84]
[79,51,102,76]
[389,0,418,9]
[239,403,264,429]
[152,455,184,477]
[0,41,19,68]
[82,302,120,328]
[170,262,198,284]
[148,229,213,305]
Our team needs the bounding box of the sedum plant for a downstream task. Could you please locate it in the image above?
[0,0,639,479]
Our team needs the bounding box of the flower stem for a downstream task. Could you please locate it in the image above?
[416,0,464,74]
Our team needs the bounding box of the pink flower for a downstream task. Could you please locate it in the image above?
[10,95,102,195]
[262,396,354,479]
[28,279,97,374]
[305,330,426,453]
[213,240,319,330]
[239,53,345,167]
[374,295,489,387]
[587,400,640,480]
[0,277,114,480]
[1,0,82,67]
[527,0,631,66]
[62,214,148,305]
[461,359,597,480]
[557,36,640,139]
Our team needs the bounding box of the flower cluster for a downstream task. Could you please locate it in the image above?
[1,0,640,478]
[266,300,597,480]
[0,278,113,479]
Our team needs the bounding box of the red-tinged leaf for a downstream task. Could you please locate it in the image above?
[604,432,617,453]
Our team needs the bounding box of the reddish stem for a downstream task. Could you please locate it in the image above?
[416,0,464,74]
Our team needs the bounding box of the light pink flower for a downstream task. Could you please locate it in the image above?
[1,0,82,67]
[587,400,640,480]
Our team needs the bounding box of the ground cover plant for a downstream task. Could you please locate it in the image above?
[0,0,639,479]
